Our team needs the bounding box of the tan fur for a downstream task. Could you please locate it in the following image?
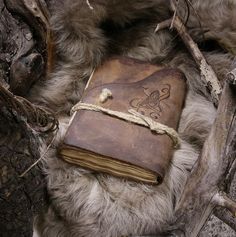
[30,1,236,236]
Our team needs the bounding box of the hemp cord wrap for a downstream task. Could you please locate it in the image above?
[72,102,181,148]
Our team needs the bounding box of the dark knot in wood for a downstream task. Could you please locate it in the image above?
[10,53,44,96]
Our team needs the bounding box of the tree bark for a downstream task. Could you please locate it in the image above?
[167,80,236,236]
[0,0,52,236]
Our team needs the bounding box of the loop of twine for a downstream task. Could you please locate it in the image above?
[72,102,180,148]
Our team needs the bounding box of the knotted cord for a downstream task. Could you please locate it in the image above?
[72,102,180,148]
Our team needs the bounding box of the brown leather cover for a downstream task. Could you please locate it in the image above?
[59,57,186,184]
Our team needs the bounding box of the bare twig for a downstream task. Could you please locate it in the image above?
[86,0,94,10]
[170,0,179,29]
[212,192,236,217]
[19,131,57,177]
[155,15,222,106]
[155,19,172,32]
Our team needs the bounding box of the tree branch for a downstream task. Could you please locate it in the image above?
[214,207,236,231]
[165,74,236,236]
[155,15,222,106]
[212,192,236,217]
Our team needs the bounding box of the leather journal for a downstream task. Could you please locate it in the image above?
[59,57,186,184]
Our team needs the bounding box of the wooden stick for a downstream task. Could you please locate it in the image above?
[155,19,172,32]
[155,15,222,106]
[214,207,236,231]
[212,192,236,217]
[216,143,236,231]
[165,77,236,236]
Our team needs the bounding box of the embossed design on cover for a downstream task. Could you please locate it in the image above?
[129,84,170,120]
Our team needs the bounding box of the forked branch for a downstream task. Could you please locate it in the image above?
[165,74,236,236]
[212,192,236,217]
[154,4,236,234]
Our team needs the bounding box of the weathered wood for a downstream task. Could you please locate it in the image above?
[155,15,222,107]
[5,0,50,43]
[0,0,52,236]
[212,192,236,217]
[155,6,236,234]
[167,78,236,236]
[0,0,50,96]
[214,166,236,231]
[5,0,54,73]
[214,207,236,231]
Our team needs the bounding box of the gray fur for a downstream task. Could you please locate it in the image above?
[30,1,236,236]
[177,0,236,53]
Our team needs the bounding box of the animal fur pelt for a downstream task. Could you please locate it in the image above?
[30,0,236,236]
